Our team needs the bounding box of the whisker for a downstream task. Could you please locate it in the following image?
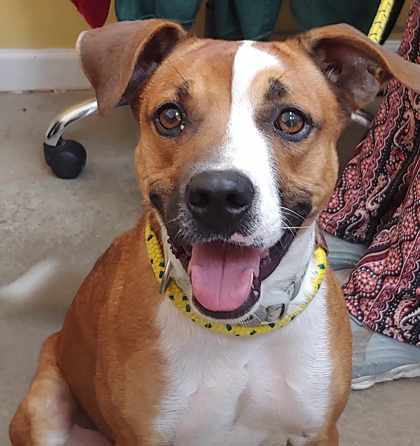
[279,225,312,230]
[281,215,295,235]
[279,214,298,237]
[280,206,306,220]
[166,213,183,226]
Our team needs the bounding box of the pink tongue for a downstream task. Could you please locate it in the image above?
[188,242,262,312]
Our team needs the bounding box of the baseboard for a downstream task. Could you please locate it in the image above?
[0,40,401,92]
[0,49,90,92]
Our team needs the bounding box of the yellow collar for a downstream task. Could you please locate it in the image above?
[145,223,328,337]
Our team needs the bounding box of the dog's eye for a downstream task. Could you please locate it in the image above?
[274,108,311,141]
[154,103,185,137]
[275,109,305,134]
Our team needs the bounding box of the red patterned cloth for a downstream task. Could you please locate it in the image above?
[71,0,111,28]
[320,1,420,346]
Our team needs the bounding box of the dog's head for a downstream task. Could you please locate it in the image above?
[78,20,420,320]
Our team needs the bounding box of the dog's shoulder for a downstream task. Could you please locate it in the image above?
[71,221,146,309]
[60,216,163,339]
[56,217,166,436]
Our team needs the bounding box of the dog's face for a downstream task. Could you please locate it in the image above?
[139,38,343,245]
[79,20,420,320]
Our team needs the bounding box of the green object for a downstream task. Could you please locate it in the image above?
[205,0,283,40]
[291,0,404,43]
[115,0,404,42]
[115,0,283,38]
[115,0,202,28]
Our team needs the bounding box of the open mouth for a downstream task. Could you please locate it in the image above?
[169,230,297,320]
[189,242,263,319]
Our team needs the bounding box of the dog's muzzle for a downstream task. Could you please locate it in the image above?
[164,170,311,321]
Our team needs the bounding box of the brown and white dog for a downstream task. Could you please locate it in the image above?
[10,20,420,446]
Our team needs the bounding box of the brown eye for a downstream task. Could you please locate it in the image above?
[154,103,185,137]
[275,108,306,135]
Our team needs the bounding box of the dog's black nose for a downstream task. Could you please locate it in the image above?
[186,170,254,232]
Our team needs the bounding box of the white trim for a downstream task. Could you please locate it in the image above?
[0,40,401,93]
[0,49,90,92]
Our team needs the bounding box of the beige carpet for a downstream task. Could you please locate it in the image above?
[0,91,419,445]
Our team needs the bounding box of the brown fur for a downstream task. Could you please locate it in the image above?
[58,220,170,444]
[135,39,239,209]
[318,271,352,446]
[10,19,420,446]
[250,39,345,220]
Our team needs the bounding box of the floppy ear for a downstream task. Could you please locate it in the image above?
[76,20,187,114]
[301,23,420,111]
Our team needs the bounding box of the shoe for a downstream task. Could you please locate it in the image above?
[325,233,420,389]
[351,318,420,390]
[324,232,367,271]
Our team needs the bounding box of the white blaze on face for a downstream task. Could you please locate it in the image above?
[223,41,284,247]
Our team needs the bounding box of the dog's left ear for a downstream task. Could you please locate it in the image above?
[301,23,420,111]
[77,20,187,114]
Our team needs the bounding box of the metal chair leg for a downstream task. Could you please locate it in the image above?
[44,98,98,179]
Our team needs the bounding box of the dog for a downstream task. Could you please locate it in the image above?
[9,20,420,446]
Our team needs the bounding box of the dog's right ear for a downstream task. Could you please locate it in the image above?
[301,23,420,112]
[77,20,187,115]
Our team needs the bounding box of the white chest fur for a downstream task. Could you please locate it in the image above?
[153,281,332,446]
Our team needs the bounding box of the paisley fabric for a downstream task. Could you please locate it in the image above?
[320,0,420,346]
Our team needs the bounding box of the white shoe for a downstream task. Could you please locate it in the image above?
[351,319,420,390]
[325,233,420,390]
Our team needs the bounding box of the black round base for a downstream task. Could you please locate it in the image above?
[44,139,87,179]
